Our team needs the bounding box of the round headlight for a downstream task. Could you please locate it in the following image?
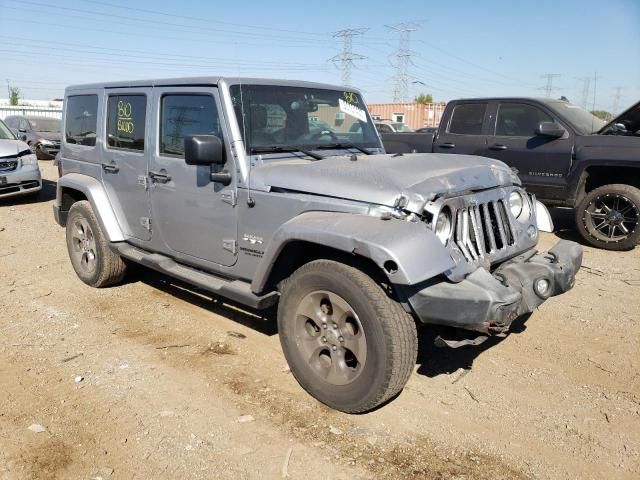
[434,208,452,244]
[509,191,524,218]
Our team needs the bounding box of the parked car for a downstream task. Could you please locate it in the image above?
[374,120,414,133]
[0,119,42,199]
[380,98,640,250]
[53,77,581,413]
[4,115,62,160]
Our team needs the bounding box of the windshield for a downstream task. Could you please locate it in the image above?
[550,101,605,135]
[28,117,61,132]
[0,120,17,140]
[230,85,380,154]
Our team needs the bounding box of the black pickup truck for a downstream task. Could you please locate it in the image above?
[382,98,640,250]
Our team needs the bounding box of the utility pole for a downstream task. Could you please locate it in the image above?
[330,28,368,87]
[540,73,561,98]
[577,76,591,110]
[387,22,420,102]
[611,86,624,115]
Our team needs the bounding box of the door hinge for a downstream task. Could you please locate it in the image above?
[137,174,149,190]
[221,190,237,207]
[140,217,152,231]
[223,239,237,255]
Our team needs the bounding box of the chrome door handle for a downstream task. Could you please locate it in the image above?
[439,142,455,149]
[489,144,508,151]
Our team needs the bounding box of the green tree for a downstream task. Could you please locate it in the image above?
[590,110,612,122]
[414,93,433,104]
[8,86,20,106]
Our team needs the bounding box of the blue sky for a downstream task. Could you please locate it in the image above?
[1,0,638,113]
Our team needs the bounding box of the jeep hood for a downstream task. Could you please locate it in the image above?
[251,153,519,212]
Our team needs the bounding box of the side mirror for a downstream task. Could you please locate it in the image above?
[536,121,565,138]
[184,134,225,166]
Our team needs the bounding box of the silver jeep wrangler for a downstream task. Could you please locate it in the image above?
[53,77,582,413]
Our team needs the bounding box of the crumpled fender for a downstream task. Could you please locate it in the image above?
[56,173,125,242]
[251,211,455,293]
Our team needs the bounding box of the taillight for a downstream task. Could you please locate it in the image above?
[57,159,63,178]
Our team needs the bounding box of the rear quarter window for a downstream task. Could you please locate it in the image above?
[65,95,99,146]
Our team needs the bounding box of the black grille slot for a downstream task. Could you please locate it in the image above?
[452,200,514,261]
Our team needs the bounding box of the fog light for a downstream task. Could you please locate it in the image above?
[527,225,537,240]
[534,278,551,298]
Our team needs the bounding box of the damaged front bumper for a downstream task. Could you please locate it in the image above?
[404,240,582,334]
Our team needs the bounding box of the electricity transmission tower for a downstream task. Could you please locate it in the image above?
[612,86,624,115]
[540,73,561,98]
[331,28,368,87]
[577,77,591,109]
[387,22,420,102]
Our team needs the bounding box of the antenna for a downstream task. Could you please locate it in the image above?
[540,73,561,98]
[387,22,420,102]
[330,29,368,87]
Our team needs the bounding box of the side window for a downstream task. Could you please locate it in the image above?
[65,95,98,146]
[107,94,146,151]
[160,94,221,157]
[19,118,30,131]
[448,103,487,135]
[377,124,393,134]
[496,103,553,137]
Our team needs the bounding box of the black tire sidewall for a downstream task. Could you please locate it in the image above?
[278,263,392,412]
[576,185,640,251]
[66,202,106,285]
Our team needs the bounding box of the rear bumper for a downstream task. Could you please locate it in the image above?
[0,165,42,198]
[404,240,582,333]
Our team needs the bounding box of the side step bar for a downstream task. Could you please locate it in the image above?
[110,243,278,310]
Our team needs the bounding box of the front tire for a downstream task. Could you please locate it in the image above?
[576,184,640,251]
[65,200,127,287]
[278,260,417,413]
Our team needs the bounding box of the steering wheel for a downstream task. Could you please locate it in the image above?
[309,130,339,142]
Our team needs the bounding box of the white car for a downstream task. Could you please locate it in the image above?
[0,119,42,199]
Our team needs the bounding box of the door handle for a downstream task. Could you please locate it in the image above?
[438,142,455,149]
[149,170,171,184]
[489,144,508,151]
[102,163,120,173]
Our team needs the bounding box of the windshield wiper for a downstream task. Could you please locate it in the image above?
[250,146,324,160]
[315,143,373,155]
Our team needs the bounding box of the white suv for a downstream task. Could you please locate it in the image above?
[0,119,42,199]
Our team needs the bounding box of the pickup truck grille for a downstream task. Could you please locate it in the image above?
[453,200,514,262]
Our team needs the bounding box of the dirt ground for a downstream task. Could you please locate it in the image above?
[1,161,638,480]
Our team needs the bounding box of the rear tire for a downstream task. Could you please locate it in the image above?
[576,184,640,251]
[65,200,127,287]
[278,260,417,413]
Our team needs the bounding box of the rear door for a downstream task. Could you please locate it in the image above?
[148,87,237,267]
[101,89,152,241]
[433,102,490,155]
[483,101,573,201]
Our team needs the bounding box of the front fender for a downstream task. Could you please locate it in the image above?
[56,173,125,242]
[251,211,455,293]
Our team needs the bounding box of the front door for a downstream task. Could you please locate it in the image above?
[101,89,152,241]
[149,87,237,267]
[484,101,573,201]
[433,102,490,155]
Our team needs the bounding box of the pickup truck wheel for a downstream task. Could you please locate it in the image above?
[65,200,127,287]
[576,184,640,251]
[278,260,417,413]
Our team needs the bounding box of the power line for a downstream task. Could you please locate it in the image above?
[576,77,591,109]
[330,29,368,87]
[612,86,624,115]
[387,22,420,102]
[540,73,561,98]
